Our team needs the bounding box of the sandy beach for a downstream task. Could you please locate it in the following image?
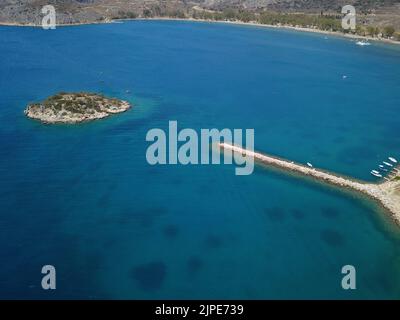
[179,18,400,46]
[218,19,400,45]
[1,17,399,46]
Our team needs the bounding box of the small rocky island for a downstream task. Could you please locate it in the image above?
[24,92,131,124]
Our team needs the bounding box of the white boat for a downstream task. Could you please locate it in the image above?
[379,165,384,168]
[371,171,382,178]
[342,75,347,79]
[307,162,313,168]
[372,170,380,175]
[356,40,371,46]
[389,157,398,163]
[383,161,393,167]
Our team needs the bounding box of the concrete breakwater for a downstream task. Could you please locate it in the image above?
[219,142,400,225]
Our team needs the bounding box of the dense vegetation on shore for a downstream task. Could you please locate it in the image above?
[1,1,398,40]
[129,8,399,41]
[2,1,399,40]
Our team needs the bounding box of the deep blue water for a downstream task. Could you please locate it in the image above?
[1,20,400,299]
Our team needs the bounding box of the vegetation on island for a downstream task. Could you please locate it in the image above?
[25,92,131,124]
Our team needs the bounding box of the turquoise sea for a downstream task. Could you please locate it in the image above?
[1,20,400,299]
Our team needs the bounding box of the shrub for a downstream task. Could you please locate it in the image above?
[143,9,153,18]
[383,26,395,38]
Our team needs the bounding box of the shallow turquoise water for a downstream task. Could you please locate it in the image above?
[0,20,400,299]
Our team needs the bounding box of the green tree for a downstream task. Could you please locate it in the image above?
[237,10,255,23]
[383,26,395,38]
[222,9,237,21]
[143,9,153,18]
[356,25,366,36]
[366,25,376,36]
[127,12,138,19]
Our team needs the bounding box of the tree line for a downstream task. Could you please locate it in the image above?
[114,7,399,40]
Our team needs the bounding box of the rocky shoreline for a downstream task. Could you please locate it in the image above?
[24,92,131,124]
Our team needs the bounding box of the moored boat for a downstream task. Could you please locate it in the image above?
[371,171,382,178]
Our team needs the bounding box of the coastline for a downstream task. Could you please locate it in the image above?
[1,17,399,46]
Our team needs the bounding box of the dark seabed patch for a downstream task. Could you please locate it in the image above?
[187,256,203,276]
[320,229,345,247]
[291,209,306,220]
[163,225,180,239]
[321,206,340,218]
[119,207,168,227]
[131,261,166,291]
[265,207,286,222]
[205,234,223,249]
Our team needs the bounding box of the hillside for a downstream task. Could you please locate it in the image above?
[0,1,399,31]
